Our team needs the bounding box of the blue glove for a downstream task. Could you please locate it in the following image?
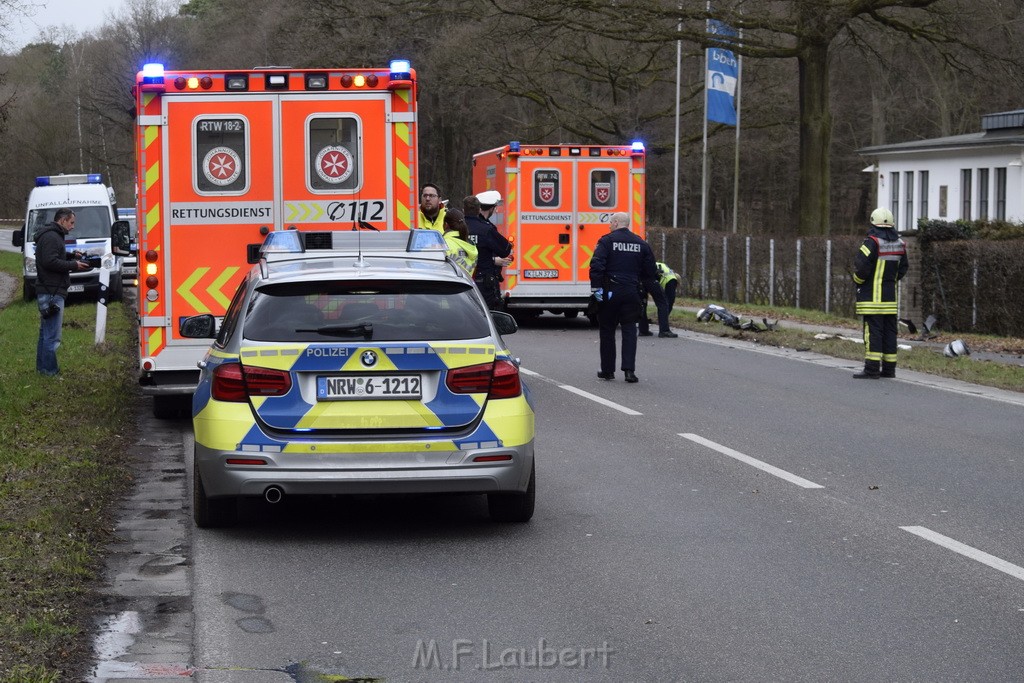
[591,288,604,302]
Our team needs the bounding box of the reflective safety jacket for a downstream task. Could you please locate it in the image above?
[418,206,446,232]
[655,261,680,290]
[853,226,908,315]
[443,230,478,276]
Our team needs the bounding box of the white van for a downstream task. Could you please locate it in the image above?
[12,174,124,302]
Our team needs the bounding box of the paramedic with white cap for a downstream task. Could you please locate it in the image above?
[465,190,513,310]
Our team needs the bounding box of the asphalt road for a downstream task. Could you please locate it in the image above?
[177,315,1024,682]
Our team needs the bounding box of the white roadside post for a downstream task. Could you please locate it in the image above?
[94,256,112,345]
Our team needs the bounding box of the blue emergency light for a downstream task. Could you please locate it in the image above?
[631,141,645,153]
[141,63,164,84]
[509,141,521,152]
[389,60,411,80]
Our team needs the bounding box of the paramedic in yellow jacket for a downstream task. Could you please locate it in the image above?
[639,261,680,338]
[442,208,478,276]
[418,183,446,232]
[852,207,909,379]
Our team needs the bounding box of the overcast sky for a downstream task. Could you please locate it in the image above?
[6,0,128,50]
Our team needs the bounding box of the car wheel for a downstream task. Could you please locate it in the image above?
[153,395,189,420]
[23,280,35,302]
[564,310,579,319]
[109,274,123,302]
[193,453,236,528]
[488,463,535,523]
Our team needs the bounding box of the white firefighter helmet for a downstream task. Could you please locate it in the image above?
[870,207,894,228]
[475,190,502,208]
[943,339,970,358]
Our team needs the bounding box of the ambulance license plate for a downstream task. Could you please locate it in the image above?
[68,284,85,293]
[317,374,422,401]
[524,269,558,279]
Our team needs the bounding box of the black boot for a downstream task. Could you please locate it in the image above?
[880,361,896,378]
[853,361,881,379]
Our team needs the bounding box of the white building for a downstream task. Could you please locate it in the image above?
[858,109,1024,232]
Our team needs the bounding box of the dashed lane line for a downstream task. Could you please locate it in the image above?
[899,526,1024,583]
[680,433,825,489]
[520,368,643,416]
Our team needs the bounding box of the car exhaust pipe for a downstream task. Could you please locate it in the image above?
[264,486,284,504]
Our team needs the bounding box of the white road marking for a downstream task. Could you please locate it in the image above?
[680,433,825,489]
[899,526,1024,582]
[520,367,643,416]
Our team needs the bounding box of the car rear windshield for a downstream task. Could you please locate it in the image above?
[243,280,491,342]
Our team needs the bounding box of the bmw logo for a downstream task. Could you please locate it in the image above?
[361,350,378,367]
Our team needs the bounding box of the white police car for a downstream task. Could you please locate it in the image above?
[181,229,535,527]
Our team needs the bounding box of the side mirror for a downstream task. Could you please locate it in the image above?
[12,227,24,248]
[111,220,131,255]
[491,310,518,336]
[179,314,217,338]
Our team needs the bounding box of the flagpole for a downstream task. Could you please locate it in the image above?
[732,29,742,233]
[701,0,710,233]
[673,10,682,229]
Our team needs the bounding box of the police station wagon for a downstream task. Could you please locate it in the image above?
[180,229,536,527]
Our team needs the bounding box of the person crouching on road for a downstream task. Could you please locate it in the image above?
[589,212,657,383]
[34,207,90,376]
[638,261,680,338]
[442,208,478,276]
[852,207,909,379]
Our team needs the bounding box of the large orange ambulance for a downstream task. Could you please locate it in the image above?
[132,61,419,417]
[471,142,646,323]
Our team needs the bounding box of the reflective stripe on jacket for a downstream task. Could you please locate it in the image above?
[853,227,908,315]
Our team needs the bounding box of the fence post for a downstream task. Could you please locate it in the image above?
[825,239,832,314]
[745,235,751,304]
[795,239,802,309]
[722,236,728,301]
[972,258,978,329]
[660,233,667,262]
[681,236,688,287]
[769,238,775,306]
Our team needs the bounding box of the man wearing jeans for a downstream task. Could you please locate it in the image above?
[34,208,88,376]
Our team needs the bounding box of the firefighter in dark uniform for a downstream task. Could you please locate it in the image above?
[852,207,909,379]
[589,212,657,383]
[465,191,513,310]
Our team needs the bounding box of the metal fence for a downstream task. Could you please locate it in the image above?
[646,227,863,318]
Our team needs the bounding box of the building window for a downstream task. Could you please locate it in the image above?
[904,171,914,230]
[920,171,929,218]
[961,169,972,219]
[996,167,1007,220]
[939,186,947,217]
[890,172,900,227]
[978,168,989,220]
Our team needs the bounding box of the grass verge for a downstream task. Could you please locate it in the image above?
[0,251,137,682]
[668,297,1024,393]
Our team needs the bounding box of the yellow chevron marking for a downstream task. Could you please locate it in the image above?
[554,246,569,268]
[523,244,540,268]
[538,245,556,268]
[395,121,410,146]
[209,267,239,309]
[145,161,159,191]
[144,125,158,149]
[396,200,411,229]
[396,157,410,187]
[581,245,594,268]
[178,268,210,313]
[147,327,163,355]
[145,205,160,236]
[397,88,411,104]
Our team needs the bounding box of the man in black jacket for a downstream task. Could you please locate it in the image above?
[34,208,89,376]
[589,212,657,383]
[465,191,513,310]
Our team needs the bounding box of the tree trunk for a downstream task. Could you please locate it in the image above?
[797,41,832,236]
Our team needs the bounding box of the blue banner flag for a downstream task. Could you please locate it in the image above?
[706,19,738,126]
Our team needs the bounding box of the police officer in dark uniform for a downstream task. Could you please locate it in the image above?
[852,207,909,378]
[465,191,513,310]
[589,212,657,383]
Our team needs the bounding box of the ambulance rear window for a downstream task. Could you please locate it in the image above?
[590,170,616,208]
[194,117,248,194]
[309,116,361,192]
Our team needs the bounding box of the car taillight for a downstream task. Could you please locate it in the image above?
[212,363,291,402]
[446,360,521,399]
